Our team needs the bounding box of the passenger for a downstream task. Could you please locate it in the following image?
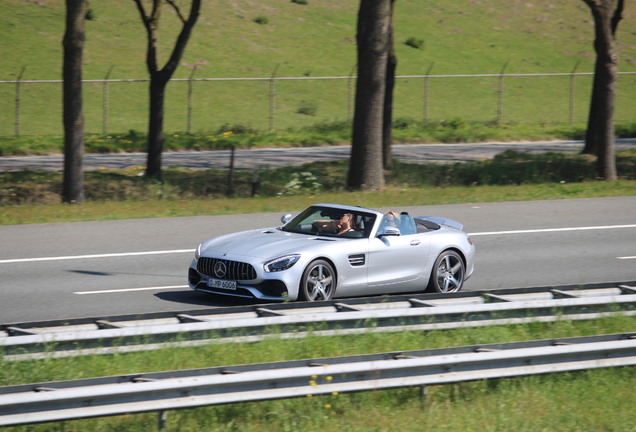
[383,211,401,229]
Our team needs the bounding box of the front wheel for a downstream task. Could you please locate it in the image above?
[427,250,465,293]
[299,260,336,301]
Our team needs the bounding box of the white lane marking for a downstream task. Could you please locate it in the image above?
[3,224,635,265]
[0,249,194,264]
[468,224,636,236]
[617,256,636,260]
[74,285,188,295]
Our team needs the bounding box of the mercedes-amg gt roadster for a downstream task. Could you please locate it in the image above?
[188,203,475,302]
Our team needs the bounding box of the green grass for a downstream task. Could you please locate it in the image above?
[1,148,635,225]
[2,315,634,431]
[1,0,635,135]
[2,120,636,157]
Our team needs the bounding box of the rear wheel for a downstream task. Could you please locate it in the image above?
[299,260,336,301]
[427,250,465,293]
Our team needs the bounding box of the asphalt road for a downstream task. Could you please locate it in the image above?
[1,139,635,171]
[1,197,635,323]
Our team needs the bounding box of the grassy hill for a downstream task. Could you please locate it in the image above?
[1,0,635,136]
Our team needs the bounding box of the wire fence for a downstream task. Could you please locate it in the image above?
[1,69,635,137]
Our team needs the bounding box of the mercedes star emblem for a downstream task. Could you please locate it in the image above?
[214,261,228,278]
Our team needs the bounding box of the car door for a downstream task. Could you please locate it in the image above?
[366,231,431,294]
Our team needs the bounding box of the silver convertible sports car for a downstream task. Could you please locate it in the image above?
[188,203,475,302]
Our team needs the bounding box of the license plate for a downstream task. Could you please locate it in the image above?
[209,278,237,290]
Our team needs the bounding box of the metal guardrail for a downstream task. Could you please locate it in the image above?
[0,332,635,427]
[2,281,636,361]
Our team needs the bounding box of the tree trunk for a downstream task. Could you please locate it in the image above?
[582,0,623,181]
[348,0,390,191]
[62,0,86,203]
[382,0,397,170]
[146,76,167,180]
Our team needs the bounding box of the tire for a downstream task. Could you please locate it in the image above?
[299,259,336,301]
[427,250,465,293]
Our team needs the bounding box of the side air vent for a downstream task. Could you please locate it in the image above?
[348,254,366,266]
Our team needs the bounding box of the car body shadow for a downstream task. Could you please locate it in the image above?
[154,290,264,307]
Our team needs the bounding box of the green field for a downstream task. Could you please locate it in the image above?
[1,0,635,136]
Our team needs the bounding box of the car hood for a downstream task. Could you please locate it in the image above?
[199,228,335,260]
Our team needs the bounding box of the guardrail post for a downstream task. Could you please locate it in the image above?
[423,62,434,123]
[14,66,26,137]
[419,385,428,408]
[569,60,580,126]
[269,64,279,130]
[158,410,167,430]
[102,66,114,134]
[497,62,509,125]
[187,66,197,134]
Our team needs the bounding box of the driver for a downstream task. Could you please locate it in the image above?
[313,213,356,235]
[335,213,356,235]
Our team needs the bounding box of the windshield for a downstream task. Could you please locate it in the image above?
[282,206,376,239]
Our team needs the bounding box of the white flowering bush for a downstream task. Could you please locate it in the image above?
[281,171,321,195]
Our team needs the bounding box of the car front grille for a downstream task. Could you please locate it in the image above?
[197,257,257,280]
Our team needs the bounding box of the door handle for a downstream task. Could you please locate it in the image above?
[410,240,421,246]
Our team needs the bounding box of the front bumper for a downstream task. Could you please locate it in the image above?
[188,259,292,301]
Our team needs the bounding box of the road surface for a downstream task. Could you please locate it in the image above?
[1,139,635,171]
[1,197,634,323]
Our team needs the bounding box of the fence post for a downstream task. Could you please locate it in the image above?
[497,62,509,125]
[269,64,279,130]
[569,61,580,126]
[14,66,26,137]
[347,64,356,122]
[102,66,114,134]
[226,145,235,197]
[187,66,197,134]
[423,62,434,123]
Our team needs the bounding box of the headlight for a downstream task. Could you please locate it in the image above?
[264,254,300,272]
[194,244,202,260]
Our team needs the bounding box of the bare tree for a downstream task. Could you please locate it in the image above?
[62,0,87,203]
[347,0,391,191]
[133,0,201,181]
[582,0,624,180]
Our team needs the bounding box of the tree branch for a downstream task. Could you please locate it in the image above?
[132,0,160,74]
[166,0,187,23]
[611,0,624,36]
[132,0,151,32]
[163,0,201,76]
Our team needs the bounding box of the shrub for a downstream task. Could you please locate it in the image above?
[393,117,421,130]
[297,100,318,116]
[253,16,269,25]
[85,8,96,21]
[216,123,256,135]
[404,37,424,50]
[281,172,321,195]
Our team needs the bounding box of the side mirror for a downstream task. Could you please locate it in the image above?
[281,214,293,224]
[378,226,401,237]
